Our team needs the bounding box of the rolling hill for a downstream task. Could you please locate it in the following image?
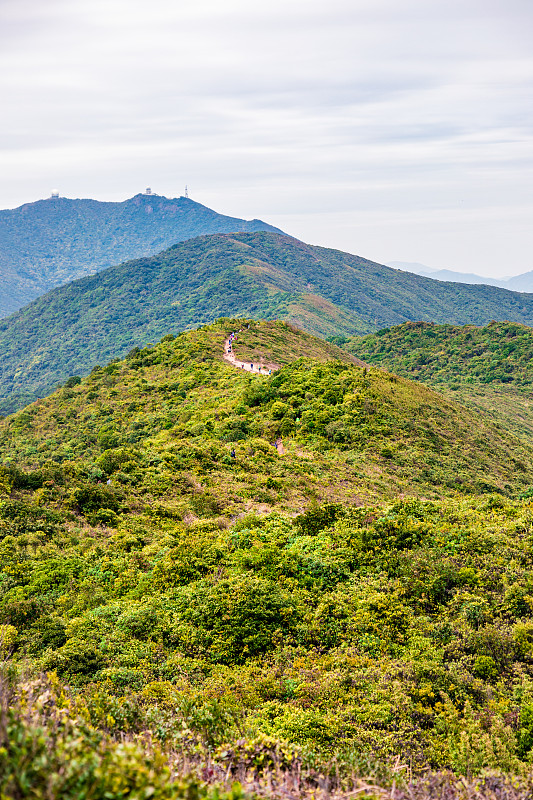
[6,316,531,500]
[5,231,533,415]
[4,319,533,796]
[348,320,533,443]
[5,227,533,413]
[0,192,281,317]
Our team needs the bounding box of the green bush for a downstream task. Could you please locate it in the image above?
[43,638,105,679]
[68,484,122,515]
[178,577,298,664]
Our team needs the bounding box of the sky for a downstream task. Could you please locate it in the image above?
[0,0,531,278]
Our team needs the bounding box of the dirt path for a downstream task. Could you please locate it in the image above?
[224,330,284,454]
[223,331,274,376]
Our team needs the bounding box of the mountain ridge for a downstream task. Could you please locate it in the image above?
[388,260,533,291]
[6,231,533,414]
[4,318,533,791]
[0,192,282,317]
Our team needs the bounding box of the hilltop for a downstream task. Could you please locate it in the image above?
[348,320,533,387]
[0,192,281,317]
[2,318,532,509]
[348,321,533,443]
[4,319,533,796]
[5,232,533,414]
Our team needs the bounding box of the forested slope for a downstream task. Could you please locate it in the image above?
[0,192,281,316]
[348,320,533,443]
[4,232,533,414]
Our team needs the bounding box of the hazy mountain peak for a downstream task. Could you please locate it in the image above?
[387,260,533,292]
[0,193,282,318]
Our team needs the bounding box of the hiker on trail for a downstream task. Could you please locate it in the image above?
[250,363,253,370]
[230,448,236,459]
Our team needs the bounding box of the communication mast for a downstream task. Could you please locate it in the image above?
[184,185,189,198]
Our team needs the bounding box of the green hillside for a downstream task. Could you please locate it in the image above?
[4,317,531,500]
[3,320,533,797]
[348,320,533,443]
[5,232,533,415]
[0,192,281,317]
[348,320,533,386]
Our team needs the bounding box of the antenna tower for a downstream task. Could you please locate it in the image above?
[184,185,189,199]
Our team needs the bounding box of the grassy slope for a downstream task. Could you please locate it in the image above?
[0,193,281,317]
[5,233,533,415]
[229,319,364,368]
[4,320,533,792]
[347,320,533,443]
[2,318,533,505]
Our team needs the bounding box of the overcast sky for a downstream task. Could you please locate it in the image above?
[0,0,531,277]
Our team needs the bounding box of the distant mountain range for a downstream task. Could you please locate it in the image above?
[5,230,533,414]
[0,192,281,317]
[388,261,533,292]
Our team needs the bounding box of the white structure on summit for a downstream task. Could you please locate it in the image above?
[51,190,59,199]
[145,187,152,195]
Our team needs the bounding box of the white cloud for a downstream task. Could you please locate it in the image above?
[0,0,531,276]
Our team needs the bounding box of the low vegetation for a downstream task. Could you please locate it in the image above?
[348,320,533,444]
[348,321,533,387]
[5,233,533,415]
[3,319,533,797]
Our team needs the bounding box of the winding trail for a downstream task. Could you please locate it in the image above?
[223,329,284,454]
[223,329,274,375]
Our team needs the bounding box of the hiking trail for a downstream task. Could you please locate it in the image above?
[223,329,277,375]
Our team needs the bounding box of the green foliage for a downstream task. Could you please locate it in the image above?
[67,484,123,515]
[5,233,533,414]
[4,485,533,773]
[177,576,297,664]
[5,318,533,512]
[0,193,280,319]
[0,673,246,800]
[5,320,533,790]
[350,321,533,388]
[0,624,17,654]
[348,321,533,444]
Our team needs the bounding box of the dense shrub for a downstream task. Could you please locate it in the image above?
[178,576,298,664]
